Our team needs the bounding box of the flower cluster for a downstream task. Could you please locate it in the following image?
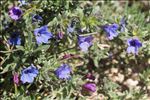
[8,6,142,56]
[7,6,143,85]
[4,2,145,98]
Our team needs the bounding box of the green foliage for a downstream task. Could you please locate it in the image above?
[0,0,150,99]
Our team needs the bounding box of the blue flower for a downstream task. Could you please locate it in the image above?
[127,38,142,55]
[32,14,42,23]
[67,20,76,33]
[55,64,72,80]
[20,64,38,84]
[78,35,93,52]
[34,25,53,44]
[103,23,119,40]
[19,0,28,6]
[120,17,126,32]
[67,25,75,33]
[8,33,21,45]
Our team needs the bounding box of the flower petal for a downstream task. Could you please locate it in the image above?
[127,46,136,54]
[79,42,90,52]
[21,73,34,84]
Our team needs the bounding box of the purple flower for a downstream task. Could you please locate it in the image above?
[57,32,63,39]
[127,38,142,55]
[62,54,72,59]
[82,83,96,92]
[78,35,93,52]
[34,25,53,44]
[85,73,95,80]
[55,64,72,80]
[20,64,38,84]
[9,7,22,20]
[103,23,119,40]
[62,54,75,60]
[32,14,42,23]
[8,33,21,45]
[13,73,19,85]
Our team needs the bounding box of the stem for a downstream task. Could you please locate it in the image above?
[0,49,19,53]
[79,32,98,36]
[14,84,18,94]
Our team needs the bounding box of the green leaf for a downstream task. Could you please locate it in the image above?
[33,45,50,53]
[0,63,16,74]
[16,46,25,51]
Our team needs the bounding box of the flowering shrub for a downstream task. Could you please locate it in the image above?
[0,0,150,99]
